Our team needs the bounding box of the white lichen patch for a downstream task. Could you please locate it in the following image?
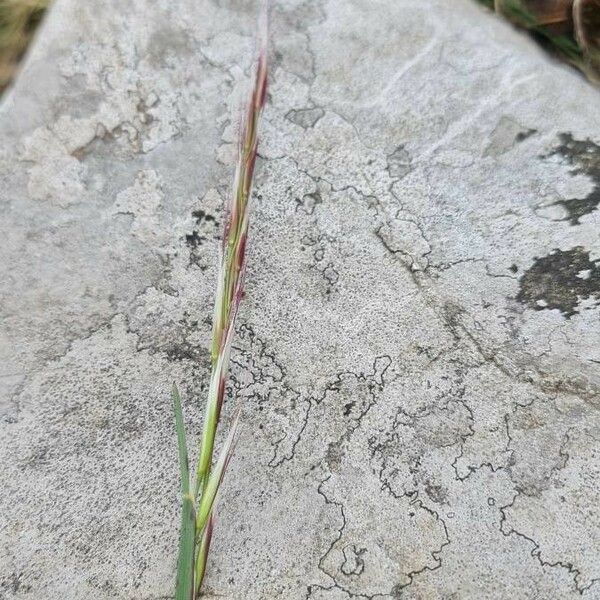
[112,170,169,247]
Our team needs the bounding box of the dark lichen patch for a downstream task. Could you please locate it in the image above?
[185,230,205,249]
[516,247,600,318]
[295,191,322,215]
[543,133,600,225]
[186,209,219,268]
[515,129,536,143]
[554,194,600,226]
[192,209,218,225]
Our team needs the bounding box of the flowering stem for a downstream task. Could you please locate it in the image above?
[173,4,268,598]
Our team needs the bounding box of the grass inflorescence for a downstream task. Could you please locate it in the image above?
[172,5,268,599]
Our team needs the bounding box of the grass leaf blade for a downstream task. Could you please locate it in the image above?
[175,496,196,600]
[173,384,196,600]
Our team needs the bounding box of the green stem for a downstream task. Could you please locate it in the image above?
[194,515,214,595]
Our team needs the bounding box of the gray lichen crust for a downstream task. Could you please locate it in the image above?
[1,0,599,599]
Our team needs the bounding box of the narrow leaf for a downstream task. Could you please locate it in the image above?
[175,496,196,600]
[173,384,196,600]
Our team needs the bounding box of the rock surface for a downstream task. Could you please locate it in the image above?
[1,0,599,598]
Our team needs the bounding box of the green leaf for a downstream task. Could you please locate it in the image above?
[173,384,196,600]
[176,495,196,600]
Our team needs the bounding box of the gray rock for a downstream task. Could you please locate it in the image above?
[1,0,599,598]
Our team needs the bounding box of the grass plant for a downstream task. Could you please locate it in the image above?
[172,5,268,598]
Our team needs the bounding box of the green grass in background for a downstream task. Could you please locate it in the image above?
[0,0,48,92]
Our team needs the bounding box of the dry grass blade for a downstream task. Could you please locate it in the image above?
[574,0,600,71]
[195,407,241,533]
[193,408,241,594]
[478,0,600,80]
[495,0,583,61]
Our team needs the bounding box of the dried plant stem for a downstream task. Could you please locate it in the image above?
[173,5,268,599]
[482,0,600,80]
